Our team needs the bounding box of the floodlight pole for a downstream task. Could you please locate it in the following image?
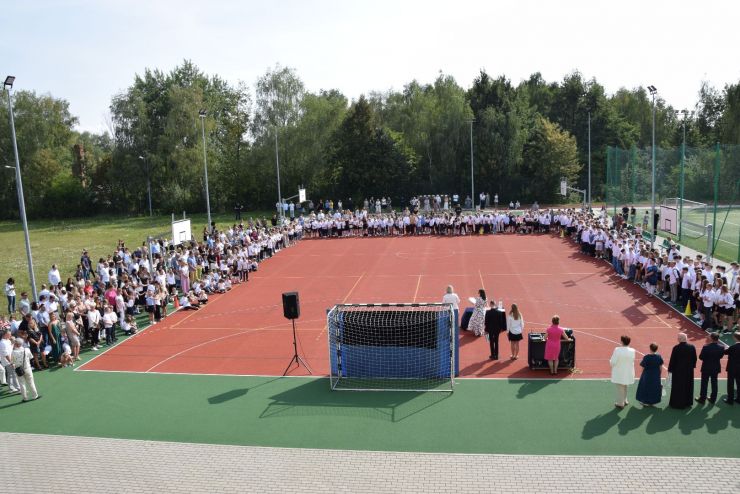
[468,118,474,209]
[199,110,212,234]
[588,111,592,209]
[5,79,38,301]
[139,155,152,217]
[678,110,690,241]
[275,127,283,220]
[649,86,657,250]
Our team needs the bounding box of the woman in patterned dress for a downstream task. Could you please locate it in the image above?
[468,289,487,336]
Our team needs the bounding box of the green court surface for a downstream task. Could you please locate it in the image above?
[2,367,738,457]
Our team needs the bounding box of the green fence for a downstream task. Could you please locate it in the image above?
[606,144,740,263]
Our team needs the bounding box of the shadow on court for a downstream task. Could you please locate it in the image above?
[207,377,282,405]
[510,378,563,398]
[582,402,739,439]
[258,378,451,423]
[208,388,249,404]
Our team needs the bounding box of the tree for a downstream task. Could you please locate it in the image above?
[328,96,416,202]
[468,71,530,201]
[252,65,305,137]
[108,60,252,214]
[0,90,77,217]
[522,116,582,202]
[380,74,472,195]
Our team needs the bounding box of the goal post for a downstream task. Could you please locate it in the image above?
[327,303,455,392]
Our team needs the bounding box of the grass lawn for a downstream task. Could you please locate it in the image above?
[0,211,272,297]
[679,208,740,263]
[626,207,739,263]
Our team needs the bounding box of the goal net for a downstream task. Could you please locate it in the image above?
[327,303,455,392]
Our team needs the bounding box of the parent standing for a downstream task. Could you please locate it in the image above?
[610,335,636,409]
[1,330,19,393]
[4,278,15,314]
[468,289,487,337]
[668,332,697,409]
[695,332,727,404]
[64,312,81,361]
[11,337,39,402]
[636,343,664,407]
[544,315,571,375]
[724,331,740,404]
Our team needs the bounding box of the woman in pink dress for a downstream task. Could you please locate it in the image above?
[544,315,571,375]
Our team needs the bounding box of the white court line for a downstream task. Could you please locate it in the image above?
[76,305,185,372]
[412,275,422,302]
[144,317,327,373]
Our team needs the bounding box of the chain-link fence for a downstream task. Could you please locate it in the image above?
[606,144,740,262]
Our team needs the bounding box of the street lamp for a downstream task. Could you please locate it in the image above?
[587,110,592,208]
[275,126,283,219]
[4,75,38,301]
[675,109,693,240]
[198,109,212,233]
[468,118,475,209]
[138,155,152,217]
[647,85,658,249]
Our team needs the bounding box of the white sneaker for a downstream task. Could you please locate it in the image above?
[92,346,99,351]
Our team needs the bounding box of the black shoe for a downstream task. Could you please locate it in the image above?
[695,397,706,404]
[723,398,734,405]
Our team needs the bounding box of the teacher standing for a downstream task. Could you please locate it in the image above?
[544,315,571,375]
[442,285,461,333]
[610,335,636,409]
[506,303,524,360]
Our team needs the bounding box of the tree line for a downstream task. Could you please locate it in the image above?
[1,60,739,219]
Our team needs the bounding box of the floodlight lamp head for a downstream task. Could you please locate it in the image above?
[4,75,15,89]
[647,85,657,95]
[198,109,207,117]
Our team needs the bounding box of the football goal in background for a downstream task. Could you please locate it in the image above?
[327,303,455,392]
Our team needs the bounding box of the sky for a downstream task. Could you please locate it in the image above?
[2,0,738,133]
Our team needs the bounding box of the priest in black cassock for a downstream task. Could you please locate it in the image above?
[668,332,697,409]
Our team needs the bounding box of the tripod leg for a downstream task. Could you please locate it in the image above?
[282,355,298,376]
[296,355,313,375]
[282,318,312,375]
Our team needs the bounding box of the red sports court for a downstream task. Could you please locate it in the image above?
[79,234,706,379]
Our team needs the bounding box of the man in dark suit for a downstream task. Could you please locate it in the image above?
[724,331,740,404]
[484,301,506,360]
[695,333,727,404]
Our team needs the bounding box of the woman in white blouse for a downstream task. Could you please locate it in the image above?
[506,303,524,360]
[610,335,636,409]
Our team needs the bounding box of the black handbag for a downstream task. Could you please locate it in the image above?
[14,349,28,376]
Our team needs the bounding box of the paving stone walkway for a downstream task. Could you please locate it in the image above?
[5,432,738,493]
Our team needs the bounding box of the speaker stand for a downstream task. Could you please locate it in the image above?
[283,319,312,376]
